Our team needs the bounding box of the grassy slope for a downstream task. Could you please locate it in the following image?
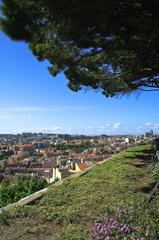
[1,144,159,239]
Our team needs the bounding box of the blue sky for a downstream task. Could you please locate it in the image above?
[0,31,159,135]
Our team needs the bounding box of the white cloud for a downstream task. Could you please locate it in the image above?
[27,113,32,118]
[66,128,73,133]
[152,124,159,129]
[0,105,95,114]
[8,107,59,113]
[85,125,94,130]
[80,125,94,130]
[97,124,111,129]
[0,115,16,119]
[11,126,63,134]
[51,126,62,131]
[112,122,122,129]
[136,126,143,130]
[144,122,152,127]
[98,126,106,129]
[144,122,159,129]
[80,122,125,134]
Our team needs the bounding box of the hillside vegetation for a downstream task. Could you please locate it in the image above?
[0,178,48,208]
[0,144,159,239]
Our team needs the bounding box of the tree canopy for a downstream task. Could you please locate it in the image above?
[0,0,159,97]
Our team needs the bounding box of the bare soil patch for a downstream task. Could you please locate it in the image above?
[0,218,60,240]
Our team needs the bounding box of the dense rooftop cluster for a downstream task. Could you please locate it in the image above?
[0,133,150,184]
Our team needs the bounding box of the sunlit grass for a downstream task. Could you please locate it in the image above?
[8,144,158,240]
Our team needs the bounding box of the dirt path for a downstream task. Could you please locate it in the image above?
[0,218,60,240]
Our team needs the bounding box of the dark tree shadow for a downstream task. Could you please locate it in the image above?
[126,147,154,166]
[127,148,154,155]
[139,181,158,193]
[128,162,148,168]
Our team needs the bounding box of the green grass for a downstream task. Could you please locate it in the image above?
[8,144,159,239]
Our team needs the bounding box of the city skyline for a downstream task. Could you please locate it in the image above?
[1,32,159,135]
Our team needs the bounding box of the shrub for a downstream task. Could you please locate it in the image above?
[150,154,159,179]
[0,210,8,224]
[0,177,48,208]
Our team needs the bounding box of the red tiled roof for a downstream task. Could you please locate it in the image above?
[77,162,89,171]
